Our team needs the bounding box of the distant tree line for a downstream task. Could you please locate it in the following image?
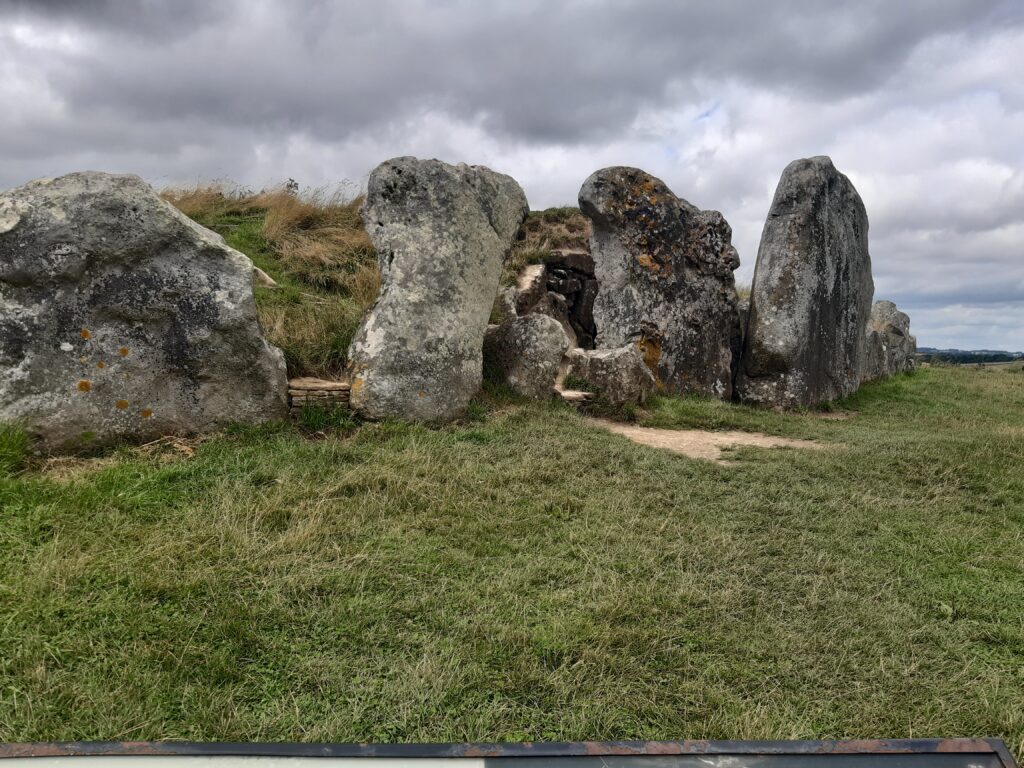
[917,348,1024,365]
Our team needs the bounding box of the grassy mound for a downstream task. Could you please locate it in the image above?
[503,207,590,285]
[161,184,379,378]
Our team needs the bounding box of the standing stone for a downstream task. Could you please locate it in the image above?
[347,157,528,421]
[483,314,570,398]
[737,156,874,407]
[862,300,916,381]
[579,167,740,398]
[0,172,288,451]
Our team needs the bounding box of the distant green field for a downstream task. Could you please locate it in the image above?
[1,365,1022,751]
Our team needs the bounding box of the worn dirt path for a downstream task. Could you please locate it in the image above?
[587,418,824,463]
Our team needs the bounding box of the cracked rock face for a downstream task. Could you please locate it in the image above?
[483,313,570,399]
[347,157,528,421]
[0,171,288,451]
[579,167,740,399]
[737,156,874,407]
[862,300,916,381]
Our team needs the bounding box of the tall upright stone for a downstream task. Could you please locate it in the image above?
[862,300,916,381]
[0,172,288,451]
[579,167,740,398]
[737,156,874,407]
[347,157,528,421]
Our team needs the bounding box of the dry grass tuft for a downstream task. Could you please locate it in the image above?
[160,183,262,220]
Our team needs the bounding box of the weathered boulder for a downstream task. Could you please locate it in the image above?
[0,172,288,450]
[862,300,916,381]
[736,156,874,407]
[579,167,740,398]
[483,314,570,398]
[564,344,656,406]
[347,157,528,421]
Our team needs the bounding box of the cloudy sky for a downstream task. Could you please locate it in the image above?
[2,1,1022,350]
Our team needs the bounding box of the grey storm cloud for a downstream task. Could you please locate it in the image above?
[1,0,1022,349]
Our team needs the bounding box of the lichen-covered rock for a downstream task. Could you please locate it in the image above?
[736,156,874,407]
[483,314,570,398]
[862,300,916,381]
[564,344,656,406]
[579,167,740,398]
[0,172,288,451]
[347,157,528,421]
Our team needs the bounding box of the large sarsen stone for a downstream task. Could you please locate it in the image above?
[347,157,528,421]
[0,172,288,450]
[579,167,740,398]
[736,156,874,407]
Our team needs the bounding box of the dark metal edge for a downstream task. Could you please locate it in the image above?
[0,739,1015,761]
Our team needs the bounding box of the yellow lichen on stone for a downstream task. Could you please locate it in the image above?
[80,328,91,340]
[118,347,130,357]
[140,408,153,419]
[77,380,92,392]
[636,337,663,389]
[115,399,129,410]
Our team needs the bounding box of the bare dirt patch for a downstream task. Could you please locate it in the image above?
[587,418,824,463]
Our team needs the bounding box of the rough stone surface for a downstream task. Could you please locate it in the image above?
[579,167,740,398]
[737,156,874,407]
[483,314,570,398]
[862,300,916,381]
[514,263,547,314]
[565,344,656,406]
[347,157,528,421]
[0,171,288,450]
[531,290,578,346]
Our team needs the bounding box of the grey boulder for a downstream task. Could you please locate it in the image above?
[579,167,740,398]
[347,157,528,421]
[736,156,874,407]
[862,300,916,381]
[483,314,570,398]
[0,171,288,451]
[564,344,655,406]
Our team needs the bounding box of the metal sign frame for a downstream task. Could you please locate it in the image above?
[0,740,1017,766]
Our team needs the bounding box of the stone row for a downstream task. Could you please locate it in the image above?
[1,155,918,450]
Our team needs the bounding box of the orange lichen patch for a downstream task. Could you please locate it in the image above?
[637,253,669,275]
[80,328,91,340]
[96,361,106,369]
[648,195,659,204]
[140,408,153,419]
[115,399,129,410]
[350,376,363,401]
[76,380,92,392]
[636,337,663,388]
[118,347,130,357]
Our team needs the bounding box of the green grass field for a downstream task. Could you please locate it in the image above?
[1,365,1022,748]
